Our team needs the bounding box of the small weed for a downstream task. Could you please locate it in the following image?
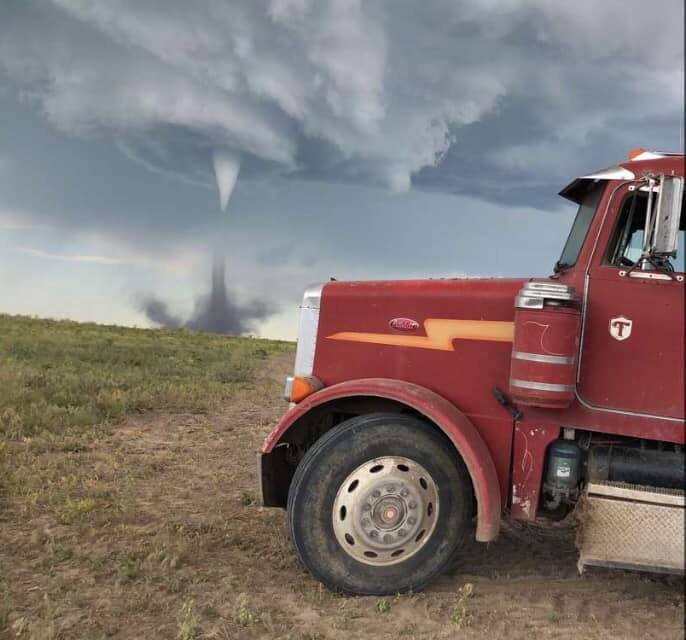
[240,491,255,506]
[72,497,96,514]
[55,496,98,524]
[331,611,364,630]
[118,556,141,582]
[450,582,474,628]
[375,599,391,613]
[233,593,259,627]
[178,600,198,640]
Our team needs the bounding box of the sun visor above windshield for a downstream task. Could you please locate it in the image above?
[559,165,636,204]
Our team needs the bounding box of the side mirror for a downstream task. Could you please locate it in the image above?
[651,175,683,256]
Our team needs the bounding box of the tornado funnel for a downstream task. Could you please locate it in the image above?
[212,149,241,211]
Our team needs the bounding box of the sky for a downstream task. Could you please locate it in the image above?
[0,0,683,339]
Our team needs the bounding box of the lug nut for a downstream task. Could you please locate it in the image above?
[385,485,396,494]
[383,534,393,544]
[362,503,371,511]
[361,518,370,527]
[408,501,417,510]
[407,516,417,525]
[372,490,381,498]
[397,528,407,538]
[400,488,409,497]
[369,530,378,538]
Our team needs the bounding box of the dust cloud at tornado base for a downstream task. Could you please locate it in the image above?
[140,257,275,336]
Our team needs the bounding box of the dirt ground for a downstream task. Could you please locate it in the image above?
[2,351,684,639]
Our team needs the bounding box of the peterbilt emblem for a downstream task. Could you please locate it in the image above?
[609,316,632,341]
[389,317,420,332]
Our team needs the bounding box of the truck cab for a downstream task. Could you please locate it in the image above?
[259,150,685,595]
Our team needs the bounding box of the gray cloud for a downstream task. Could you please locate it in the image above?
[1,0,682,204]
[140,258,276,334]
[0,0,682,338]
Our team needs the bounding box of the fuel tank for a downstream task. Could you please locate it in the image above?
[509,282,581,408]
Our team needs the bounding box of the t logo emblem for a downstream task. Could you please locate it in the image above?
[609,316,632,341]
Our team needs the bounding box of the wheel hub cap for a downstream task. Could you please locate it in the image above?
[332,456,439,566]
[376,500,404,528]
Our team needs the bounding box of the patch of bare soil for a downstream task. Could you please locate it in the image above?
[1,351,683,639]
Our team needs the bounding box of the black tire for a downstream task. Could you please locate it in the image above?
[287,412,473,595]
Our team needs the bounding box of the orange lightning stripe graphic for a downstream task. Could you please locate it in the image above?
[328,319,514,351]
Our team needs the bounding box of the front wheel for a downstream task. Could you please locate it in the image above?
[287,413,473,595]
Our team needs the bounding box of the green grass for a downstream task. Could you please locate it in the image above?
[0,313,293,441]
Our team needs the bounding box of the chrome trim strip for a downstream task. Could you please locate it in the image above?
[283,375,294,402]
[520,282,575,299]
[302,282,324,310]
[515,282,577,309]
[525,282,575,293]
[515,295,544,309]
[510,378,575,393]
[512,351,575,365]
[294,283,324,377]
[627,271,676,281]
[586,482,685,506]
[575,390,685,424]
[578,166,636,181]
[576,272,591,384]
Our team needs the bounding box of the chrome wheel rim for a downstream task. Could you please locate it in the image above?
[332,456,439,566]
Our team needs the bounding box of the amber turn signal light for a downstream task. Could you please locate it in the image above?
[627,148,647,161]
[283,375,323,403]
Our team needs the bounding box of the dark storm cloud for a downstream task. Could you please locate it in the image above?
[0,0,682,210]
[140,258,275,334]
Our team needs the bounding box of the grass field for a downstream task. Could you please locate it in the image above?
[0,314,291,441]
[1,314,683,640]
[0,314,293,639]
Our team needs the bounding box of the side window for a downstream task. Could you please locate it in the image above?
[606,192,685,272]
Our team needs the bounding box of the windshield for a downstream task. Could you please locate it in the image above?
[557,181,605,268]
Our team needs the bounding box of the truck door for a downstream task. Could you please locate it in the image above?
[578,185,685,419]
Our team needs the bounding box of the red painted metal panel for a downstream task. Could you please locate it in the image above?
[523,400,684,444]
[579,271,684,418]
[262,378,503,542]
[310,278,523,515]
[510,422,559,520]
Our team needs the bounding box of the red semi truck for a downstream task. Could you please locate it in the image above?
[258,149,685,595]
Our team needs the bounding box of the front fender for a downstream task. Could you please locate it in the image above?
[262,378,501,542]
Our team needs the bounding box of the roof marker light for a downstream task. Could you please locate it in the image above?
[627,149,666,162]
[628,148,647,161]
